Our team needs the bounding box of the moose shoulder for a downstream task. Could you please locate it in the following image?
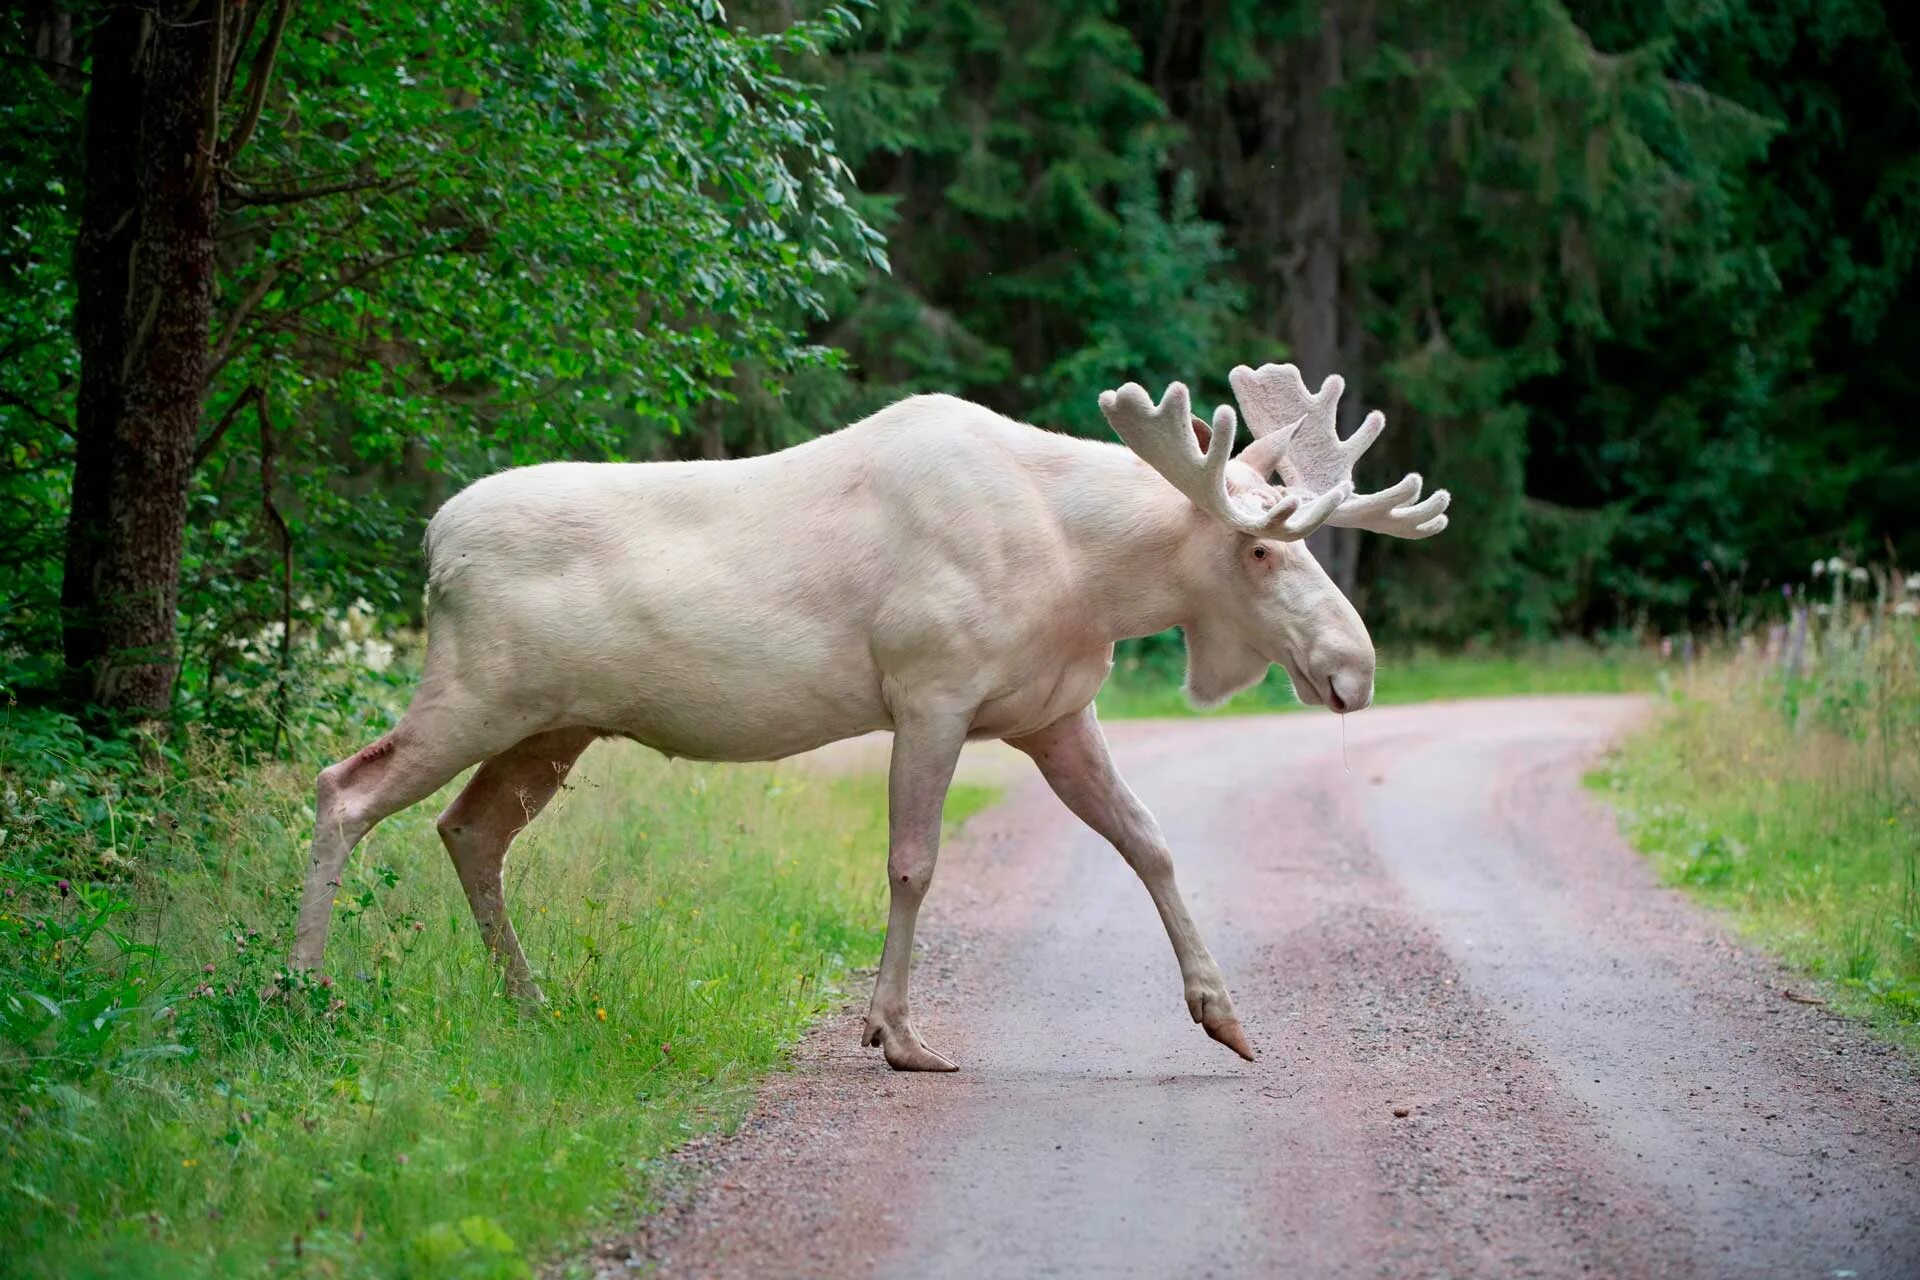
[291,366,1449,1073]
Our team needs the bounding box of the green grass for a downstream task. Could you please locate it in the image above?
[1,724,994,1279]
[1592,630,1920,1043]
[1096,639,1660,719]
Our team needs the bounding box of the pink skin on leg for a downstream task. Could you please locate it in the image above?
[290,694,532,975]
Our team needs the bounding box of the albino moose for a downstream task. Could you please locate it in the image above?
[291,363,1448,1071]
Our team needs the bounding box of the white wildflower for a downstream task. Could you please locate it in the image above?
[1849,566,1869,584]
[357,638,396,673]
[1905,572,1920,593]
[1896,600,1919,618]
[1811,560,1826,578]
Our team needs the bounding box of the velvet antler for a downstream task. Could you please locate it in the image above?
[1228,364,1449,540]
[1098,381,1350,540]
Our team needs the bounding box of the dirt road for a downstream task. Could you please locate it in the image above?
[587,696,1920,1280]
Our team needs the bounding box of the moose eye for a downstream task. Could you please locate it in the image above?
[1251,546,1268,560]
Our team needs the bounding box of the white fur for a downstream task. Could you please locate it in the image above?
[416,391,1373,754]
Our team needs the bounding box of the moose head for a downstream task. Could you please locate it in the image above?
[1099,363,1450,712]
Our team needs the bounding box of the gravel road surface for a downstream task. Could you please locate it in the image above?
[580,696,1920,1280]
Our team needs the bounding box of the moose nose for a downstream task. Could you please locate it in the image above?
[1327,672,1372,714]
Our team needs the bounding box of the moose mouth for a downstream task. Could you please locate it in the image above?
[1277,656,1329,709]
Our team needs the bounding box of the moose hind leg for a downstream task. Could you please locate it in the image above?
[292,704,504,973]
[435,727,597,1002]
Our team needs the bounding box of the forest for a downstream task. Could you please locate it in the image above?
[1,4,1917,1278]
[4,0,1917,733]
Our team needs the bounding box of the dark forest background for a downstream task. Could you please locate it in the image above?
[4,0,1916,734]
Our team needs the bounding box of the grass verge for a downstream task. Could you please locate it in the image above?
[1096,637,1660,719]
[1,716,993,1279]
[1590,629,1919,1044]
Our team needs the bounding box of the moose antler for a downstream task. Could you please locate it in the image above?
[1228,363,1449,540]
[1098,381,1350,541]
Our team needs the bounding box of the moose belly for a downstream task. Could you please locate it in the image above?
[598,687,889,764]
[575,631,891,763]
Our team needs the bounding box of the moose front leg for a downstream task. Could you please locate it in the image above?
[1009,704,1254,1061]
[863,708,969,1072]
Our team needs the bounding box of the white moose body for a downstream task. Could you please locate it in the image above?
[424,395,1145,761]
[292,367,1448,1071]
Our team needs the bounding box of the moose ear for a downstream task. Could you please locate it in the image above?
[1190,415,1211,451]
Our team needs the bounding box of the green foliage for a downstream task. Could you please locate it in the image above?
[406,1216,531,1280]
[221,0,877,461]
[0,693,996,1278]
[0,869,176,1109]
[1,3,877,734]
[1528,0,1920,635]
[1022,171,1244,427]
[802,0,1250,425]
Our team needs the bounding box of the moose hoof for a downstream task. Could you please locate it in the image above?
[1204,1017,1256,1062]
[1188,986,1254,1063]
[862,1017,958,1073]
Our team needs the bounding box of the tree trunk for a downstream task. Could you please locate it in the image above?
[62,2,221,716]
[1281,2,1360,595]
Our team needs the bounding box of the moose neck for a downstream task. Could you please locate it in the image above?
[1042,442,1225,646]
